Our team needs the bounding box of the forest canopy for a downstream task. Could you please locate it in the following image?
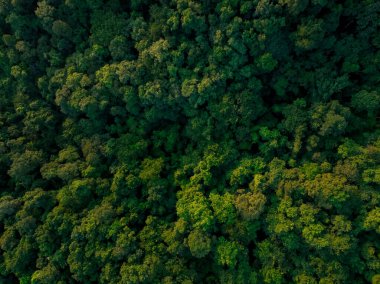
[0,0,379,283]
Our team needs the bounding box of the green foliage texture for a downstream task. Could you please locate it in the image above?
[0,0,379,283]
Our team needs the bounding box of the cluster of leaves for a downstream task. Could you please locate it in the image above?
[0,0,379,283]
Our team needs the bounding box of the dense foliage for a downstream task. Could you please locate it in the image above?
[0,0,379,283]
